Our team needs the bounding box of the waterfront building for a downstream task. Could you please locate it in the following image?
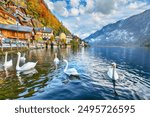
[66,34,73,44]
[0,24,34,41]
[59,32,66,44]
[42,27,53,40]
[34,28,43,41]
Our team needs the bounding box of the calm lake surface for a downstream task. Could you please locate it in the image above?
[0,47,150,100]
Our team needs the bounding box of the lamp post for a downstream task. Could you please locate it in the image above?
[10,39,12,51]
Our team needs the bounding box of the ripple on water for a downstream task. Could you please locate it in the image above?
[0,47,150,100]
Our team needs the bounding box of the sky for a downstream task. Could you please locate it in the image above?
[44,0,150,39]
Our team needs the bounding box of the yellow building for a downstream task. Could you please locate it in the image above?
[59,33,66,44]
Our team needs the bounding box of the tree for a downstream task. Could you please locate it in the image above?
[26,0,71,35]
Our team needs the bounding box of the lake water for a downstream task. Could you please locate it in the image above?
[0,47,150,100]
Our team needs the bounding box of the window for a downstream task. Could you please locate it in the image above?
[9,31,15,37]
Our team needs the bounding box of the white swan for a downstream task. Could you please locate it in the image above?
[3,52,13,68]
[107,62,119,80]
[54,53,59,69]
[16,52,37,71]
[20,53,26,62]
[63,59,79,76]
[21,68,38,75]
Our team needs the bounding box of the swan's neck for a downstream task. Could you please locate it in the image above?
[64,61,68,71]
[112,67,116,79]
[54,54,57,59]
[16,54,21,69]
[5,53,7,63]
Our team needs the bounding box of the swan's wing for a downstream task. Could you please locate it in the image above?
[20,62,37,71]
[8,60,12,65]
[114,70,119,80]
[20,57,26,61]
[3,60,13,67]
[107,68,113,79]
[65,68,79,76]
[54,58,59,65]
[107,68,119,80]
[22,69,38,75]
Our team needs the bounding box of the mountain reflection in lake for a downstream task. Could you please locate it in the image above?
[0,47,150,100]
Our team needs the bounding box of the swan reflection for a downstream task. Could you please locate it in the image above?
[62,75,80,84]
[16,72,23,85]
[0,64,3,72]
[4,68,9,78]
[17,68,38,85]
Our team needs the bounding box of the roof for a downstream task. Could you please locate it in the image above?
[0,9,16,20]
[43,27,52,33]
[34,27,43,32]
[0,24,33,32]
[34,27,53,33]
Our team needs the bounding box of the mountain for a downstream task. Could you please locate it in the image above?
[84,9,150,47]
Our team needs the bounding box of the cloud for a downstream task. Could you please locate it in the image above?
[70,8,79,16]
[85,0,94,13]
[128,1,147,10]
[44,0,69,17]
[44,0,150,39]
[76,17,80,21]
[53,1,69,17]
[78,5,85,14]
[70,0,80,8]
[95,0,115,14]
[44,0,54,10]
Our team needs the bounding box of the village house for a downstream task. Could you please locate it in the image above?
[15,6,33,26]
[1,0,15,9]
[34,27,53,41]
[55,36,60,43]
[0,6,16,25]
[2,0,34,27]
[42,27,53,40]
[0,24,34,43]
[0,1,33,26]
[34,27,43,41]
[66,34,73,44]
